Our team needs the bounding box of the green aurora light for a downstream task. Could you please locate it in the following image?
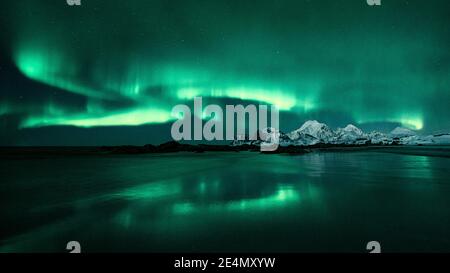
[1,0,450,144]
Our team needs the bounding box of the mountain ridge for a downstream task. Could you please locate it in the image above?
[232,120,450,147]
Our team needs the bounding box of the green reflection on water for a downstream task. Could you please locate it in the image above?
[226,185,300,211]
[110,179,181,200]
[2,150,450,252]
[173,185,300,215]
[403,155,432,180]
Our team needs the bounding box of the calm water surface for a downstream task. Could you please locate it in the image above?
[1,148,450,252]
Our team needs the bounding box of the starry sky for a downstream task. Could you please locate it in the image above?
[1,0,449,145]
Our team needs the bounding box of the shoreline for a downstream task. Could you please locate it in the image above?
[1,142,450,158]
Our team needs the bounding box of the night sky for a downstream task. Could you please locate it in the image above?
[1,0,449,145]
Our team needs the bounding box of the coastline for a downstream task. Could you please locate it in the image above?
[1,142,450,158]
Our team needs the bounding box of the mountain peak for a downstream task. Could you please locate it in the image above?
[390,127,417,137]
[344,124,358,130]
[299,120,324,130]
[342,124,364,135]
[292,120,334,142]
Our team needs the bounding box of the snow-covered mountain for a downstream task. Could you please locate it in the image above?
[334,124,368,144]
[392,132,450,145]
[367,131,391,145]
[287,120,334,145]
[390,127,417,137]
[231,120,450,147]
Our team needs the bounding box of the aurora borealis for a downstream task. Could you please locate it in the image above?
[1,0,450,145]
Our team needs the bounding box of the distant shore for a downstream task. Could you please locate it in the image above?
[1,141,450,158]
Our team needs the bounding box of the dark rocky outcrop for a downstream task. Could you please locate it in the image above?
[99,141,309,155]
